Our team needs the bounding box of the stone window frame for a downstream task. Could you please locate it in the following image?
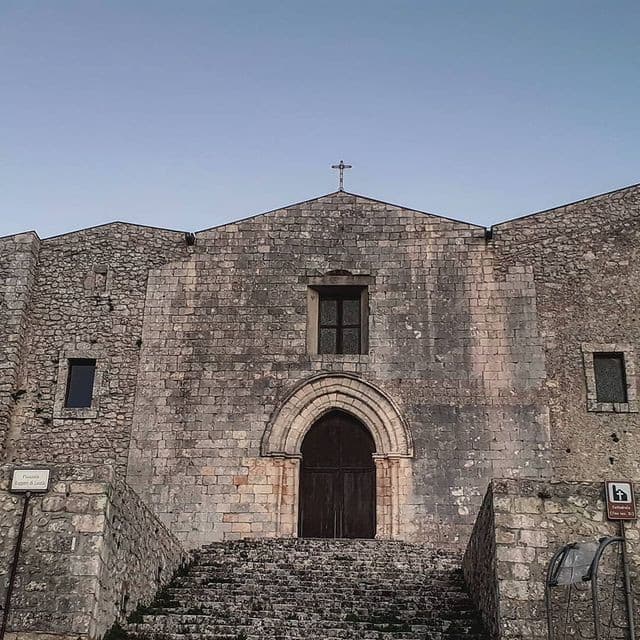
[53,348,106,419]
[84,264,113,296]
[581,343,638,413]
[306,274,371,356]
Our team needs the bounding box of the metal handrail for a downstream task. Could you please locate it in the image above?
[590,536,624,640]
[546,535,635,640]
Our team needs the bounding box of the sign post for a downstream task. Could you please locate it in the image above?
[604,481,636,640]
[0,468,51,639]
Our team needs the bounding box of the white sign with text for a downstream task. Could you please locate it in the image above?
[10,469,50,493]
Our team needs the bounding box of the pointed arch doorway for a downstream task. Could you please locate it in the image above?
[298,411,376,538]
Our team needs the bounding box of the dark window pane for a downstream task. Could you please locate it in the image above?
[319,328,337,354]
[342,298,360,325]
[594,353,627,403]
[315,286,366,355]
[320,299,338,325]
[65,359,96,408]
[341,328,360,354]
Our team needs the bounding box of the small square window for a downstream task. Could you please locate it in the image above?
[582,343,637,413]
[593,353,627,403]
[318,289,362,354]
[65,359,96,408]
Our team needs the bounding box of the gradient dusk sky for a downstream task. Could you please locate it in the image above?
[1,1,639,237]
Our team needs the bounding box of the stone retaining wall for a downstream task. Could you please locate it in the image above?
[462,484,500,639]
[0,463,187,639]
[464,479,639,639]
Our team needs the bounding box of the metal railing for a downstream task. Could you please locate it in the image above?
[546,532,636,640]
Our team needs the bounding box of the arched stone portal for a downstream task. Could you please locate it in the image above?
[261,373,413,539]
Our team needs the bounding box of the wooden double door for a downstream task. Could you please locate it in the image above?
[298,411,376,538]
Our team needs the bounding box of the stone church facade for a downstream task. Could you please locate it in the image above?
[0,185,639,638]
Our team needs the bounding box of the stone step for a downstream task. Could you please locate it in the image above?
[143,609,475,621]
[128,619,486,639]
[134,614,482,630]
[128,631,428,637]
[150,594,476,611]
[121,538,488,640]
[197,541,461,561]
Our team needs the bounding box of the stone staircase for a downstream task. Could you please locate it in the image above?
[124,538,488,640]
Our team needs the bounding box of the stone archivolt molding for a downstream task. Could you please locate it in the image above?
[262,373,413,538]
[261,372,413,459]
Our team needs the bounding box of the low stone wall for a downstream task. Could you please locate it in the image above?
[464,479,639,640]
[462,485,500,639]
[0,463,187,639]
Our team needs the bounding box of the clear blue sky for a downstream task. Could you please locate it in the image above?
[1,1,639,238]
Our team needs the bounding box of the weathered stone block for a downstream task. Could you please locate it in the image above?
[71,514,105,533]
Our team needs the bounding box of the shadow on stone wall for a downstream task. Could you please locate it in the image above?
[0,463,188,639]
[463,479,638,640]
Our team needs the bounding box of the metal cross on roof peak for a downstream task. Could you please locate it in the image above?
[331,160,352,191]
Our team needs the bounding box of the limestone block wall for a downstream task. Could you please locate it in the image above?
[464,479,639,640]
[127,192,551,548]
[0,463,186,640]
[0,233,40,458]
[494,184,640,482]
[3,224,187,473]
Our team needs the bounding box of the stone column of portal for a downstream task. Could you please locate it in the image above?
[373,456,391,539]
[274,456,300,538]
[373,455,405,540]
[389,456,401,539]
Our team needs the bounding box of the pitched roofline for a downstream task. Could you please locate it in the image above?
[42,220,185,241]
[195,190,484,234]
[195,191,338,233]
[7,181,638,240]
[493,180,640,227]
[341,190,484,229]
